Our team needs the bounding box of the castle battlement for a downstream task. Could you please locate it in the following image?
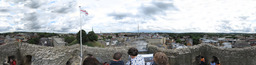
[1,43,256,65]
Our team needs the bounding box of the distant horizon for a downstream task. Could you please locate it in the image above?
[1,31,256,34]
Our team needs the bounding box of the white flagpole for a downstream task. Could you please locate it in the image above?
[138,18,139,36]
[79,6,83,65]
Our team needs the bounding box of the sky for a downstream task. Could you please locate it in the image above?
[1,0,256,33]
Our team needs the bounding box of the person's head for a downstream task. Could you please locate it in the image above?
[201,56,204,58]
[87,54,93,57]
[153,52,169,65]
[10,59,13,62]
[113,52,122,61]
[128,47,138,56]
[83,54,100,65]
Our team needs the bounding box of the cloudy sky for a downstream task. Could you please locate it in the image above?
[1,0,256,33]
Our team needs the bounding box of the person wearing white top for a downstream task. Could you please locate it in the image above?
[126,47,145,65]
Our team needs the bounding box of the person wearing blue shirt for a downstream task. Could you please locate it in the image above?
[210,61,216,65]
[110,52,124,65]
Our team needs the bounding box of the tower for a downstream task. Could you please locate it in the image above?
[92,27,93,31]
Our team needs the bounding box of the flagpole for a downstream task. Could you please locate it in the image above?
[79,6,83,65]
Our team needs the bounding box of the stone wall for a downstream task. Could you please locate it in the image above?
[147,44,256,65]
[0,43,21,65]
[0,43,131,65]
[1,43,256,65]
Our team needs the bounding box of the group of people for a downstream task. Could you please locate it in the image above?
[126,47,169,65]
[200,56,220,65]
[83,47,169,65]
[3,58,16,65]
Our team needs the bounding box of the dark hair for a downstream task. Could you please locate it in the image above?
[83,54,100,65]
[154,52,169,65]
[201,56,204,58]
[127,47,138,56]
[113,52,122,60]
[87,54,93,56]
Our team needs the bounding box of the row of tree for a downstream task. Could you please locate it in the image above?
[168,33,254,45]
[76,30,98,45]
[27,33,57,44]
[168,33,205,45]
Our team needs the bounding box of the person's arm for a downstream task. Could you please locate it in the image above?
[122,61,125,65]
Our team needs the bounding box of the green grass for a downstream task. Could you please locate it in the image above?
[66,39,78,46]
[85,41,104,48]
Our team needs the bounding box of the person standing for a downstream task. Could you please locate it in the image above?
[10,59,16,65]
[83,54,101,65]
[216,62,220,65]
[200,56,205,65]
[110,52,124,65]
[126,48,145,65]
[210,61,215,65]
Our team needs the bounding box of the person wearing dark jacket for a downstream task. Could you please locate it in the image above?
[110,52,124,65]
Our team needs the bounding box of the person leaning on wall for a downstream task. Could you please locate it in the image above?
[152,52,169,65]
[126,47,145,65]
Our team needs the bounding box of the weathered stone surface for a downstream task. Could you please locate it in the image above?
[148,44,256,65]
[1,43,256,65]
[0,43,131,65]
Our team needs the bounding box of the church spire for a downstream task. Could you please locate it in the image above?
[92,27,94,31]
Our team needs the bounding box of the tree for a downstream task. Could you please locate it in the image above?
[27,37,40,44]
[76,30,88,44]
[38,33,57,37]
[101,35,106,41]
[87,31,98,41]
[192,36,200,45]
[64,36,76,43]
[115,33,119,37]
[107,36,112,39]
[176,39,182,43]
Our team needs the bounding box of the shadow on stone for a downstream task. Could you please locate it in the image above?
[66,58,72,65]
[23,55,32,65]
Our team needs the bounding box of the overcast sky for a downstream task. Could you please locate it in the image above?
[1,0,256,33]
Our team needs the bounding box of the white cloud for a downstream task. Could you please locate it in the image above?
[0,0,256,33]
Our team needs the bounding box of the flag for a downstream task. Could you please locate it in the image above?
[80,10,88,15]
